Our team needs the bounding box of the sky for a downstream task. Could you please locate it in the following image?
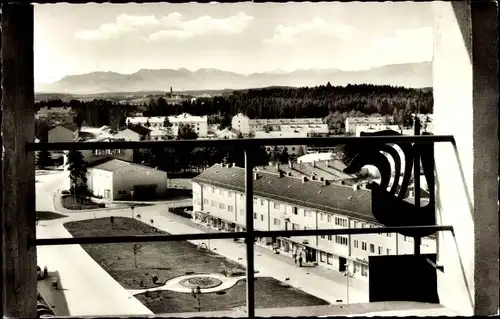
[34,2,433,83]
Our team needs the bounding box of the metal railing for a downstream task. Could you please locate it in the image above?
[25,135,455,318]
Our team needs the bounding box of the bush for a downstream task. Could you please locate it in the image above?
[98,203,106,208]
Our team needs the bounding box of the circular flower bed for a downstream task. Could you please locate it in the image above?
[179,276,223,289]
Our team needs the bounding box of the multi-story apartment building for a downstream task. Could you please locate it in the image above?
[344,116,392,135]
[192,164,435,281]
[35,106,75,123]
[231,113,325,135]
[126,113,208,137]
[254,130,309,156]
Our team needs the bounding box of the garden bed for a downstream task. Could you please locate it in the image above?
[64,217,329,313]
[61,195,103,210]
[36,211,66,221]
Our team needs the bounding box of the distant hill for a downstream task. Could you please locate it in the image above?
[35,62,432,95]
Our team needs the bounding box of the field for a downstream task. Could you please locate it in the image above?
[64,217,329,313]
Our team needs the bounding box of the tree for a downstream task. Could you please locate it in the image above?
[36,150,53,169]
[177,123,198,140]
[132,243,142,268]
[280,148,290,164]
[67,150,88,195]
[296,146,306,158]
[145,119,151,128]
[163,117,173,139]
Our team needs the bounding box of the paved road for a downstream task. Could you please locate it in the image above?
[36,171,153,316]
[35,170,369,315]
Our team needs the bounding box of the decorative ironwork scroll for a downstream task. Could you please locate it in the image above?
[343,130,436,237]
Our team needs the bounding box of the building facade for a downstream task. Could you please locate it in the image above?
[192,164,435,281]
[231,113,325,135]
[86,158,168,200]
[254,131,309,156]
[115,126,151,141]
[126,113,208,137]
[47,125,78,143]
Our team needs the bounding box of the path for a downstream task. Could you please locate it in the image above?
[36,170,153,316]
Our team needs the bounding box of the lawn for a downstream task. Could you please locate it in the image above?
[64,217,244,290]
[36,211,66,221]
[61,195,103,210]
[64,217,330,314]
[136,277,330,314]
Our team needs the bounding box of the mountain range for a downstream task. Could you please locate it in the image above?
[35,62,432,94]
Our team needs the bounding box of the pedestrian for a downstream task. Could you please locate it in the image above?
[293,252,297,264]
[298,255,303,267]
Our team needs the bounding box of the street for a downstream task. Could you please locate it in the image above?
[36,170,369,316]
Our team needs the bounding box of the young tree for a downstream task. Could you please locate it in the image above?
[132,243,143,268]
[163,117,174,139]
[67,150,88,196]
[36,150,53,169]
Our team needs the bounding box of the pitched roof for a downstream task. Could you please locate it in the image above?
[126,125,151,136]
[193,164,378,224]
[51,123,79,132]
[87,158,136,172]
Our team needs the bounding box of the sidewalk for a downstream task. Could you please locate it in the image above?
[37,223,153,316]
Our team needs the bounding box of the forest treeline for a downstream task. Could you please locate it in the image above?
[36,83,433,132]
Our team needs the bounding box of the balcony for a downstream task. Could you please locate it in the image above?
[1,1,498,318]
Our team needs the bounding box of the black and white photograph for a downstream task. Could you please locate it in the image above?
[0,1,498,318]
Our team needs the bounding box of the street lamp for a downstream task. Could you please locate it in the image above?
[344,263,354,304]
[72,181,76,206]
[191,286,202,312]
[130,190,135,219]
[206,212,211,251]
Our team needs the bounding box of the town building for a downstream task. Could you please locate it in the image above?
[115,125,151,141]
[47,124,79,143]
[231,113,325,135]
[254,130,309,156]
[86,158,168,200]
[192,164,435,281]
[344,116,392,135]
[62,137,134,170]
[216,127,239,139]
[126,113,208,137]
[35,106,75,123]
[255,160,355,183]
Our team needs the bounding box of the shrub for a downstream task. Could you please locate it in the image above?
[98,203,106,208]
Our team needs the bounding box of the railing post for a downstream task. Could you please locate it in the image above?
[1,3,37,318]
[244,149,255,317]
[414,116,421,254]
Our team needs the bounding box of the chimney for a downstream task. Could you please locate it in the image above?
[301,176,308,183]
[254,172,259,180]
[323,180,329,186]
[288,160,293,169]
[232,163,236,168]
[275,162,279,170]
[312,161,316,168]
[286,172,292,176]
[319,176,324,182]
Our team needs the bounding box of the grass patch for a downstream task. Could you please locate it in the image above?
[61,195,102,210]
[63,217,244,290]
[135,277,330,314]
[36,211,66,221]
[64,217,329,314]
